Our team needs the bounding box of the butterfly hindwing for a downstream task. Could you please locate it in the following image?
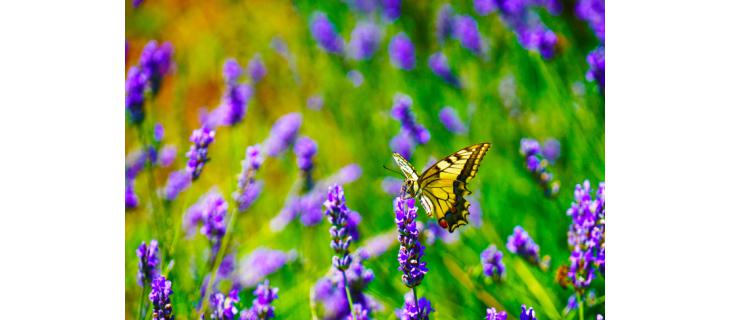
[418,143,490,232]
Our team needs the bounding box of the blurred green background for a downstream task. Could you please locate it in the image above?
[126,0,604,319]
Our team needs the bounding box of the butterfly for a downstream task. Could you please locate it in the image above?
[392,142,491,233]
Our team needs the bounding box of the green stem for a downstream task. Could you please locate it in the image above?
[412,286,420,318]
[137,284,148,320]
[577,293,585,320]
[198,204,241,318]
[340,270,356,319]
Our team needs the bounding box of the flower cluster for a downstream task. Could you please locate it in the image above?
[221,58,253,127]
[186,127,216,181]
[125,66,147,124]
[428,53,461,88]
[162,170,191,202]
[453,15,486,56]
[575,0,605,42]
[324,184,354,271]
[233,145,264,212]
[520,305,538,320]
[586,46,605,91]
[239,248,296,288]
[394,291,434,320]
[390,93,430,160]
[506,226,547,268]
[126,179,139,209]
[294,136,318,191]
[209,288,240,320]
[381,0,401,21]
[435,4,455,44]
[240,280,279,320]
[348,21,382,61]
[519,138,560,197]
[136,240,160,286]
[438,106,466,134]
[264,113,302,157]
[485,307,507,320]
[185,190,228,253]
[474,0,559,59]
[348,303,369,320]
[313,254,378,320]
[311,12,345,54]
[388,33,415,70]
[481,244,506,281]
[139,41,174,94]
[394,197,428,288]
[149,276,174,320]
[248,54,267,83]
[566,180,605,292]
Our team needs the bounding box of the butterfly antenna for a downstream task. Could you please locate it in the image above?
[383,164,404,177]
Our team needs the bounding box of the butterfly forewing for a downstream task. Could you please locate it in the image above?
[417,143,491,232]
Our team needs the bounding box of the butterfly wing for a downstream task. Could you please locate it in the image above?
[392,153,419,182]
[418,143,491,232]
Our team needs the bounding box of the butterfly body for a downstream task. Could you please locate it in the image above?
[392,142,491,233]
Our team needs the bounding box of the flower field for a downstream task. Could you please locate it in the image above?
[125,0,605,319]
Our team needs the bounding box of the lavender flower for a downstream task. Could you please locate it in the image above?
[126,179,139,209]
[348,70,364,87]
[563,294,578,315]
[217,59,252,127]
[299,190,327,226]
[307,95,324,110]
[390,94,429,157]
[313,255,378,320]
[233,145,264,212]
[395,291,434,320]
[347,303,369,320]
[159,145,177,167]
[519,138,560,197]
[506,226,546,267]
[311,12,345,54]
[264,113,302,157]
[483,1,558,59]
[185,127,215,181]
[388,33,415,70]
[453,15,485,56]
[125,66,147,124]
[241,280,279,320]
[136,240,160,286]
[162,170,191,201]
[185,191,228,251]
[139,41,173,94]
[132,0,143,8]
[481,245,506,281]
[394,197,428,288]
[153,123,165,142]
[586,46,605,90]
[575,0,605,41]
[348,22,382,60]
[294,136,317,190]
[389,132,414,160]
[428,53,460,87]
[520,305,537,320]
[239,248,296,288]
[516,22,557,59]
[474,0,497,15]
[382,177,403,196]
[566,180,605,291]
[435,4,455,44]
[223,58,243,85]
[381,0,401,21]
[349,0,377,14]
[485,307,507,320]
[248,54,267,83]
[210,289,239,319]
[149,276,173,320]
[438,107,466,134]
[325,184,353,271]
[542,138,560,163]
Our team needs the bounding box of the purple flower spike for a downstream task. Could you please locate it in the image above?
[435,4,455,44]
[185,127,215,181]
[125,66,147,124]
[542,138,560,163]
[520,305,538,320]
[394,197,428,288]
[391,93,430,152]
[395,291,434,320]
[347,303,369,320]
[429,53,461,87]
[481,245,506,281]
[438,107,466,134]
[136,240,160,286]
[294,136,317,173]
[566,180,605,290]
[248,54,267,83]
[139,40,174,94]
[586,46,605,90]
[390,132,414,160]
[348,21,382,60]
[453,15,485,56]
[575,0,605,41]
[325,184,353,271]
[239,249,295,288]
[149,276,173,320]
[519,138,560,197]
[388,33,415,70]
[210,288,240,320]
[507,226,545,267]
[311,12,345,54]
[485,306,507,320]
[265,113,302,156]
[382,0,402,21]
[241,280,279,320]
[234,145,264,212]
[159,145,177,167]
[223,58,243,85]
[162,170,191,201]
[474,0,497,15]
[126,179,139,209]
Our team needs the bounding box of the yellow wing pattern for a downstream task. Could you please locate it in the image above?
[418,143,490,232]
